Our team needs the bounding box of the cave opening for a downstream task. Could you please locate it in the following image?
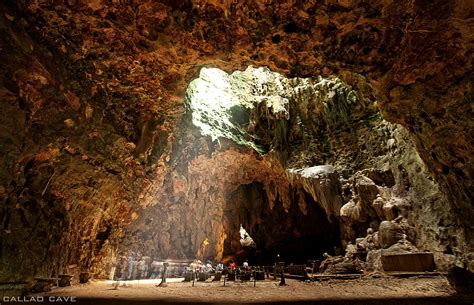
[181,66,349,265]
[117,62,467,286]
[0,1,472,301]
[223,182,340,265]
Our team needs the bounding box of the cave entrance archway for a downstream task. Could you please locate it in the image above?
[181,66,360,264]
[124,64,393,267]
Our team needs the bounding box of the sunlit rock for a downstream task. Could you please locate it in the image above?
[0,0,472,283]
[239,225,256,248]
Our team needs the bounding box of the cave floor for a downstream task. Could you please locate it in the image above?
[35,275,473,305]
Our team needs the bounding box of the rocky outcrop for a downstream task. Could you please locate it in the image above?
[287,166,343,220]
[0,0,472,282]
[321,218,422,274]
[124,66,467,273]
[0,3,143,281]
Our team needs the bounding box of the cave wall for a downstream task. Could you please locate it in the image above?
[0,1,144,280]
[124,67,467,271]
[0,0,472,281]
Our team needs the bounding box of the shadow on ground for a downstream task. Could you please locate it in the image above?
[40,294,473,305]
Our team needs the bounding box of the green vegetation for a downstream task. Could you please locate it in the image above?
[184,66,360,156]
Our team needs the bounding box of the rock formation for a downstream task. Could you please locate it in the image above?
[0,0,472,282]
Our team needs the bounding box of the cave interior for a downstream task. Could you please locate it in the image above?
[0,0,472,296]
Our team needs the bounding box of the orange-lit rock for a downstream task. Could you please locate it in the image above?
[0,0,471,283]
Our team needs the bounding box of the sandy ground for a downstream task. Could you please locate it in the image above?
[30,275,473,305]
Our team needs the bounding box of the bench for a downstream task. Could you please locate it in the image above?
[197,272,209,281]
[33,278,60,292]
[313,274,362,281]
[34,278,59,284]
[308,260,321,274]
[239,271,251,281]
[58,275,73,287]
[227,272,236,281]
[381,252,435,272]
[288,265,310,279]
[183,271,196,282]
[212,272,222,281]
[273,265,283,273]
[254,270,265,280]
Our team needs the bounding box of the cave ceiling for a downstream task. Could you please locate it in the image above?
[0,0,472,280]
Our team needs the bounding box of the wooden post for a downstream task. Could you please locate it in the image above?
[158,262,169,287]
[309,260,317,278]
[278,262,286,286]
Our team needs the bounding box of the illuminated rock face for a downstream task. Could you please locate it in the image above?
[0,0,472,281]
[125,67,465,271]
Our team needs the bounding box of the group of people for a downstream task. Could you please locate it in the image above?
[187,259,224,273]
[113,256,254,282]
[114,255,177,282]
[186,259,254,276]
[183,259,260,282]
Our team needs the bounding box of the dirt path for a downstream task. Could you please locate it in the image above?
[35,276,472,305]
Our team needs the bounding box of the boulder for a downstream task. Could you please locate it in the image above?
[366,249,383,272]
[378,221,404,249]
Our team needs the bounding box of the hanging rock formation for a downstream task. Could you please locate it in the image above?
[0,0,472,282]
[126,66,467,272]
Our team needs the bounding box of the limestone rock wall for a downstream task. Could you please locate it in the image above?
[0,1,144,281]
[125,67,468,271]
[0,0,472,281]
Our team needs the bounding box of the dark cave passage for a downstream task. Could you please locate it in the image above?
[224,182,340,265]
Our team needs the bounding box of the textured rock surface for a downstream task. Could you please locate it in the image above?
[123,65,468,272]
[0,0,472,281]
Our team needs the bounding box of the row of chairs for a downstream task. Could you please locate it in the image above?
[183,268,266,282]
